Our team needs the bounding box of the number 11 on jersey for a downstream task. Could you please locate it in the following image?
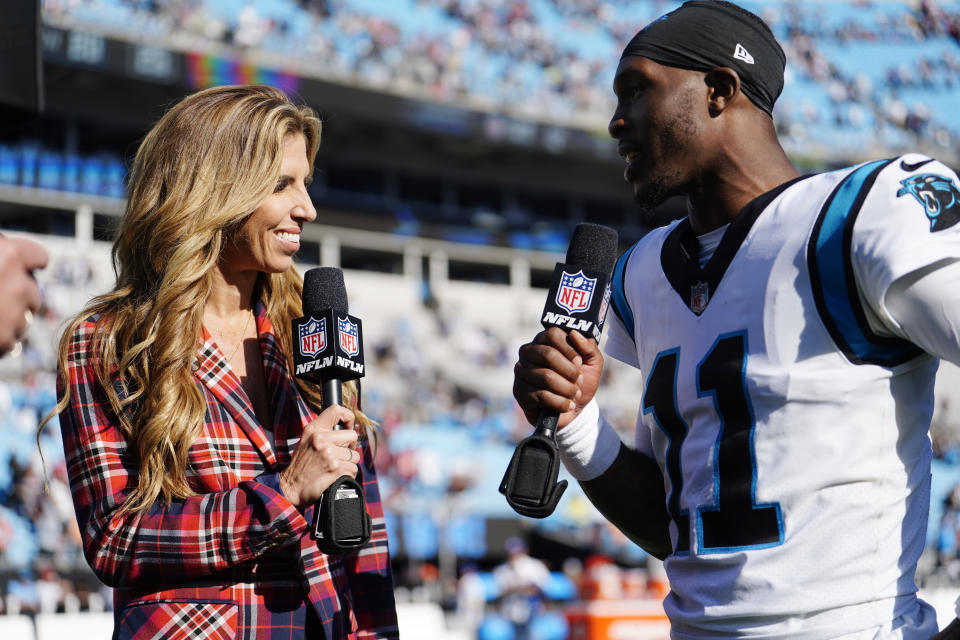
[643,331,784,555]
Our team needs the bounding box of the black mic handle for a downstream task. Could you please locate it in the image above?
[322,379,342,415]
[311,377,371,553]
[536,410,559,439]
[498,407,568,518]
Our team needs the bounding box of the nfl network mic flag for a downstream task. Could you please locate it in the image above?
[293,310,365,381]
[540,263,612,342]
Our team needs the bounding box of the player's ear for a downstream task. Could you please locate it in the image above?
[704,67,741,117]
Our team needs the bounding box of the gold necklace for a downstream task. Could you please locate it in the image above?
[216,311,253,364]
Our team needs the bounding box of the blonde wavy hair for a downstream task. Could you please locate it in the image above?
[41,84,373,513]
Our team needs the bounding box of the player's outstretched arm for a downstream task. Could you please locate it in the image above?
[581,446,672,559]
[514,328,673,559]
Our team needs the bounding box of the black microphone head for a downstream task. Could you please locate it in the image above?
[565,223,618,276]
[302,267,348,317]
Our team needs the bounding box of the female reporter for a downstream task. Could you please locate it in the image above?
[42,85,398,639]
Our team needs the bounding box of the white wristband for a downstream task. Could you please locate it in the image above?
[555,398,622,481]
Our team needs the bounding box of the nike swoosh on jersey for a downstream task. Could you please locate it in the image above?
[900,158,934,172]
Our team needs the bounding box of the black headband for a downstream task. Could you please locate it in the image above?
[621,0,786,116]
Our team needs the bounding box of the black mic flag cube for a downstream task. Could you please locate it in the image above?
[292,310,365,384]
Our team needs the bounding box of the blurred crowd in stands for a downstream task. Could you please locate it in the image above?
[770,0,960,154]
[41,0,960,161]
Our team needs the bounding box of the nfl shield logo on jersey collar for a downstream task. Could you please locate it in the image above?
[691,281,710,315]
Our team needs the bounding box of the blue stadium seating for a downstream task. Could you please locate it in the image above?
[42,0,960,164]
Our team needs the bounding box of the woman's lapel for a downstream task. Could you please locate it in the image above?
[255,304,313,466]
[193,326,278,468]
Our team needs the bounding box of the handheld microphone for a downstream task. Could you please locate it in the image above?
[292,267,371,554]
[500,223,619,518]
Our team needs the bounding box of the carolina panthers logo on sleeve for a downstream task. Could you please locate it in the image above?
[896,173,960,232]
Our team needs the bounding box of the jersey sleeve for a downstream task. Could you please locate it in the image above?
[604,242,641,368]
[882,260,960,366]
[850,154,960,361]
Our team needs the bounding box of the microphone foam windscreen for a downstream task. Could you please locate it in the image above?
[302,267,348,316]
[565,223,619,276]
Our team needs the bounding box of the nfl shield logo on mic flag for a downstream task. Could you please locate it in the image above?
[338,317,360,357]
[299,317,326,357]
[556,270,596,314]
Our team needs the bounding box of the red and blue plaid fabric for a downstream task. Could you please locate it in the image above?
[58,303,398,639]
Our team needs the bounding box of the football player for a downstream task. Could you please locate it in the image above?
[513,1,960,638]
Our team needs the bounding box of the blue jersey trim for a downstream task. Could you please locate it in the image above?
[808,159,923,366]
[611,242,638,343]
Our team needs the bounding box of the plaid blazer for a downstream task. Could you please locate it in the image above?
[58,304,399,640]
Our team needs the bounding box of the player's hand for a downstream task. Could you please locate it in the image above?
[0,234,48,357]
[513,327,604,429]
[279,405,359,508]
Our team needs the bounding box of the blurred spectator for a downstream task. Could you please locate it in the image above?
[492,537,550,640]
[34,561,66,613]
[6,568,40,617]
[578,554,622,601]
[455,561,487,634]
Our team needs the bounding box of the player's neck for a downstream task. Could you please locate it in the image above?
[686,143,799,235]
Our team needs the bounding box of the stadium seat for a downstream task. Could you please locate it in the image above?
[0,615,34,640]
[478,613,514,640]
[401,513,439,559]
[35,613,114,640]
[395,601,450,638]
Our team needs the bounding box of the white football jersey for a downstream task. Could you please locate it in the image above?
[605,155,960,639]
